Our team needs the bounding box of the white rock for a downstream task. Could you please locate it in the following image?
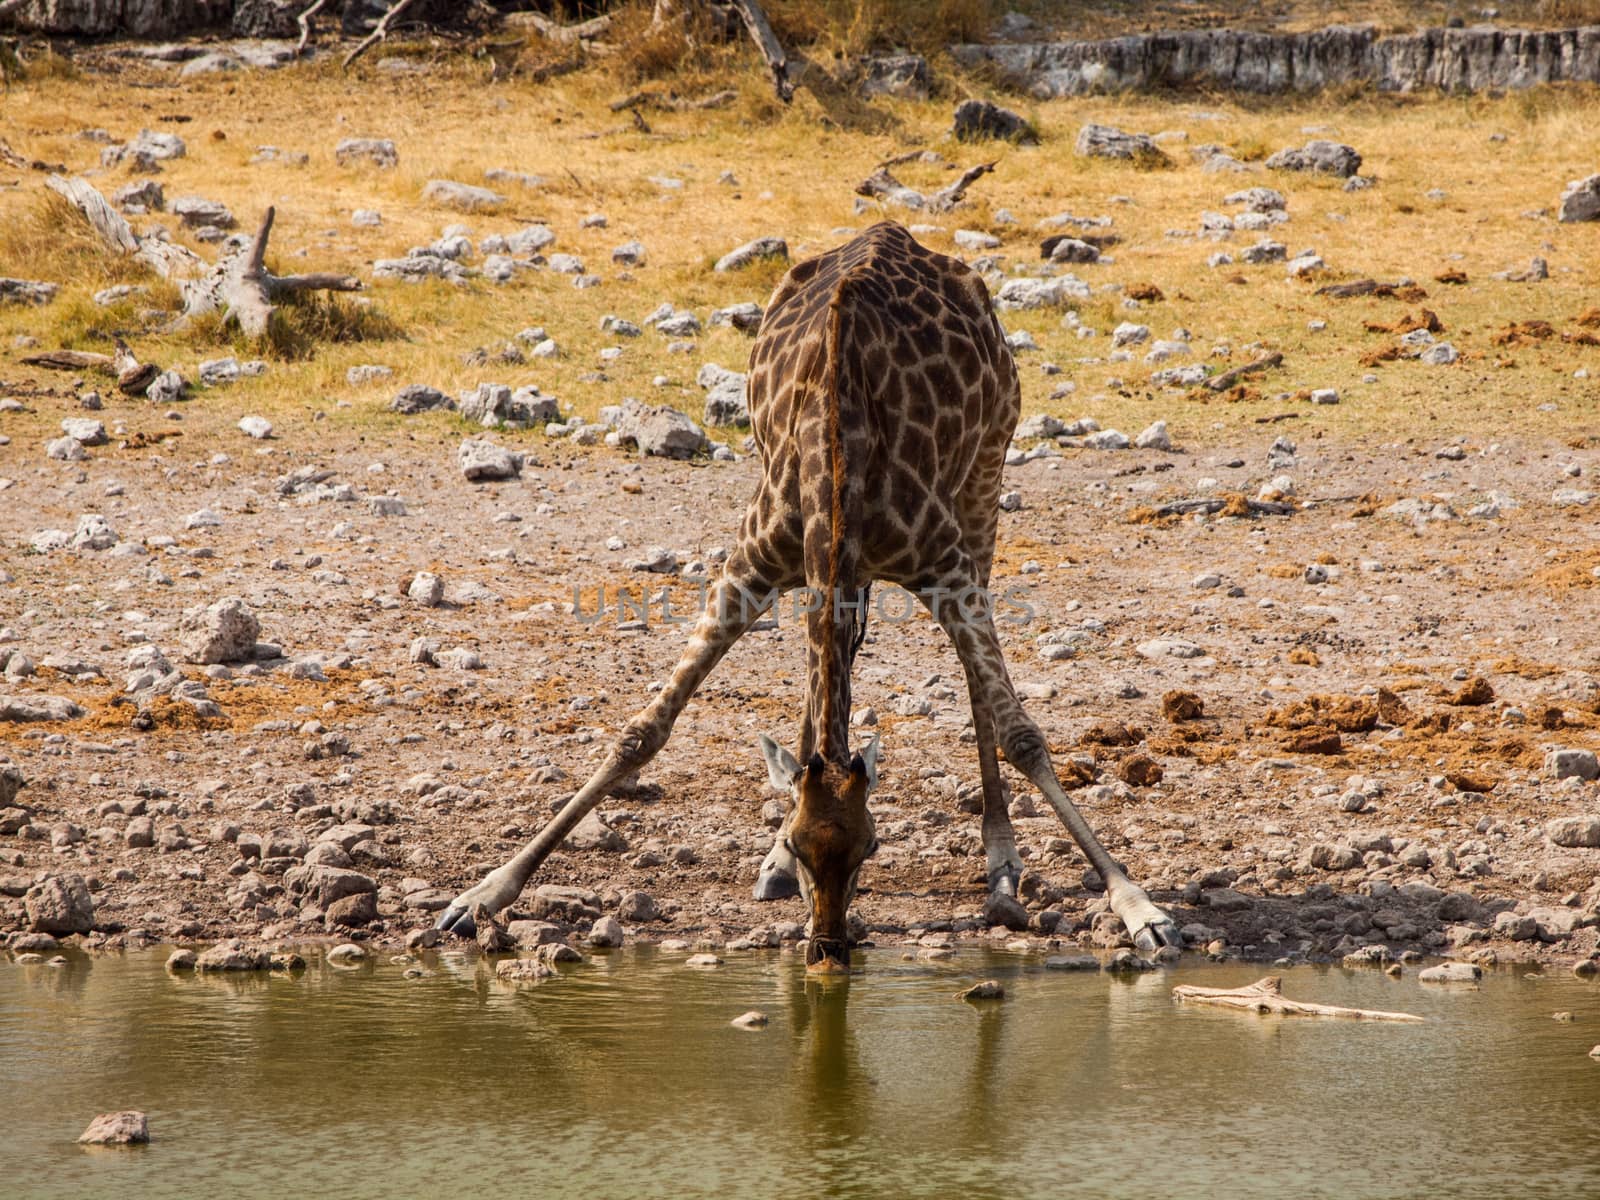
[238,416,273,439]
[1134,421,1171,450]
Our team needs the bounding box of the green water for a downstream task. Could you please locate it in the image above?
[3,946,1598,1199]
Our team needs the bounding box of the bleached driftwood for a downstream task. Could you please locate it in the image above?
[47,174,360,340]
[343,0,425,69]
[1172,976,1423,1022]
[1205,352,1284,392]
[185,206,361,338]
[856,160,995,214]
[24,337,156,393]
[1152,497,1295,518]
[46,173,205,281]
[509,11,614,42]
[730,0,791,102]
[296,0,329,56]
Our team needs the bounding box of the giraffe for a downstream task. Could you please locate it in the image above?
[435,221,1180,967]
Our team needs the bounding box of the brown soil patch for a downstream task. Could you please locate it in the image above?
[1081,721,1145,747]
[1117,754,1163,786]
[1365,309,1443,336]
[1449,676,1495,706]
[1575,308,1600,329]
[1282,728,1343,755]
[1434,269,1468,285]
[1530,549,1600,591]
[1265,694,1379,732]
[1446,770,1497,793]
[1489,656,1565,679]
[1288,647,1321,667]
[1160,690,1204,721]
[1492,320,1556,347]
[1125,282,1165,302]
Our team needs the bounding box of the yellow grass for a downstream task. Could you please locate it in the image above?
[0,39,1597,454]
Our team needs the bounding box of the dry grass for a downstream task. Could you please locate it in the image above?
[0,40,1597,452]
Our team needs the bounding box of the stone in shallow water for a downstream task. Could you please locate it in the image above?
[957,979,1006,1001]
[731,1010,769,1029]
[196,938,271,971]
[1418,962,1481,984]
[496,958,555,983]
[79,1111,149,1145]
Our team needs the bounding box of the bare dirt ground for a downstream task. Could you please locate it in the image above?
[2,397,1598,967]
[0,17,1598,970]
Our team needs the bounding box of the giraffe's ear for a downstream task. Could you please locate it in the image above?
[757,734,800,791]
[854,734,881,790]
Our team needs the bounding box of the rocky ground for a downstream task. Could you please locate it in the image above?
[1,12,1598,975]
[2,394,1598,972]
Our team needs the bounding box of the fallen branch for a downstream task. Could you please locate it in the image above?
[731,0,791,102]
[1153,497,1295,518]
[857,160,995,214]
[1205,351,1283,392]
[343,0,426,70]
[1172,976,1423,1022]
[296,0,329,57]
[509,11,614,43]
[21,349,114,373]
[47,174,360,340]
[609,88,738,113]
[185,206,362,338]
[46,173,205,281]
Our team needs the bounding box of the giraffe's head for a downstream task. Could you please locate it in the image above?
[758,734,880,974]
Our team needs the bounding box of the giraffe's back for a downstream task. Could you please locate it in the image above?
[742,222,1020,587]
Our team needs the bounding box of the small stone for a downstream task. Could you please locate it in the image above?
[1418,962,1482,984]
[1265,140,1361,177]
[1546,816,1600,848]
[78,1111,149,1145]
[953,99,1035,143]
[1546,749,1599,781]
[957,979,1006,1001]
[422,179,504,211]
[715,237,788,273]
[1309,843,1361,871]
[1075,122,1165,163]
[180,597,259,664]
[982,891,1029,931]
[588,915,625,948]
[496,958,555,982]
[685,953,722,968]
[25,873,94,935]
[326,942,367,964]
[1134,420,1171,450]
[238,416,273,439]
[407,572,444,607]
[165,949,196,971]
[731,1010,769,1029]
[335,137,398,168]
[458,439,523,482]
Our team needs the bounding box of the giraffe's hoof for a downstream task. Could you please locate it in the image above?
[752,868,800,901]
[1131,917,1182,954]
[434,905,478,939]
[986,864,1022,898]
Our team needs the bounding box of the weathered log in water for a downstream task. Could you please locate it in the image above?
[951,24,1600,96]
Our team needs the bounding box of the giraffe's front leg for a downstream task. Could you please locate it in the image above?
[435,563,774,938]
[970,701,1023,899]
[927,579,1181,953]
